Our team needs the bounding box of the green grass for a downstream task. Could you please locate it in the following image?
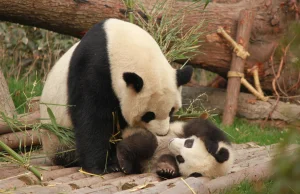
[7,76,43,114]
[221,180,275,194]
[211,116,300,146]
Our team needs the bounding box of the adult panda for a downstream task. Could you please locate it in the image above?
[117,118,234,178]
[39,18,193,174]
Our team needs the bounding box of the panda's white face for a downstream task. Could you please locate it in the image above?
[168,136,215,177]
[104,19,192,136]
[168,136,233,178]
[120,84,181,136]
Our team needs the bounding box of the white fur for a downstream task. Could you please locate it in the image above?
[105,19,182,135]
[40,42,80,127]
[168,136,234,178]
[39,42,80,157]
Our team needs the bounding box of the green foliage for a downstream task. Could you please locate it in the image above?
[0,22,77,79]
[221,180,275,194]
[213,117,300,145]
[131,0,206,63]
[7,75,43,114]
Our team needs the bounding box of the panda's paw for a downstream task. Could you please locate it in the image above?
[106,163,121,173]
[119,159,134,174]
[156,163,179,179]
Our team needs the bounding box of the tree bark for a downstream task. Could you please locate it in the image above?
[0,70,16,117]
[181,86,300,123]
[0,0,298,92]
[222,10,254,125]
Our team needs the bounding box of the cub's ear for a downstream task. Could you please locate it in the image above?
[176,66,193,87]
[123,72,144,93]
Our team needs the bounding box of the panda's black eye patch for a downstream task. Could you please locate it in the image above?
[141,112,155,123]
[169,107,175,116]
[184,139,194,148]
[176,155,185,163]
[189,172,203,177]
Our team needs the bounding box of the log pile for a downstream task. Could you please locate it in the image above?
[1,143,299,194]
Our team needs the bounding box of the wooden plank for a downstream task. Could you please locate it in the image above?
[46,172,124,189]
[161,162,271,194]
[231,144,299,172]
[48,172,89,183]
[114,178,182,194]
[71,185,119,194]
[89,173,160,190]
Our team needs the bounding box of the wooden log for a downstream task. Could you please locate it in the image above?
[42,167,80,181]
[71,185,119,194]
[181,86,300,122]
[0,130,40,150]
[0,167,79,190]
[222,9,255,125]
[0,70,16,117]
[160,162,271,194]
[114,178,182,194]
[0,111,40,135]
[89,173,160,189]
[0,0,299,93]
[46,172,124,189]
[0,130,40,151]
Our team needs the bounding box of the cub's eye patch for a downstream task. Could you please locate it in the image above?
[141,112,155,123]
[169,107,175,116]
[176,155,185,163]
[189,172,203,177]
[184,139,194,148]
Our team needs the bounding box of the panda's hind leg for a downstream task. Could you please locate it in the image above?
[117,129,158,174]
[156,154,180,179]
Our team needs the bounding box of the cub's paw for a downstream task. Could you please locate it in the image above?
[106,163,121,173]
[156,162,179,179]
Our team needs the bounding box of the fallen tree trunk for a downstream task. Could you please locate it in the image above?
[0,70,16,117]
[0,130,40,151]
[181,86,300,123]
[0,111,40,135]
[0,0,299,92]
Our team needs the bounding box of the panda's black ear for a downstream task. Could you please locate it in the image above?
[176,66,193,87]
[123,72,144,93]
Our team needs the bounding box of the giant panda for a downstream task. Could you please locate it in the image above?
[117,118,234,178]
[39,18,193,174]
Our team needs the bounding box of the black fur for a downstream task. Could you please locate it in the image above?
[141,112,156,123]
[176,155,185,163]
[189,172,203,177]
[183,118,230,164]
[156,154,180,179]
[116,129,158,174]
[215,147,230,163]
[67,20,128,174]
[176,66,193,87]
[123,72,144,93]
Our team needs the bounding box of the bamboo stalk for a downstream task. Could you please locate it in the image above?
[217,27,250,59]
[0,140,43,181]
[127,0,134,23]
[252,67,264,95]
[241,78,269,101]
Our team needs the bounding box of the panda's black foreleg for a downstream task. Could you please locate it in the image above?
[156,154,180,179]
[73,115,120,175]
[116,130,158,174]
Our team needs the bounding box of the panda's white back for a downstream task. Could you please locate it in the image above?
[40,42,80,127]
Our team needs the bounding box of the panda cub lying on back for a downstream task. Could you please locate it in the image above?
[117,118,234,178]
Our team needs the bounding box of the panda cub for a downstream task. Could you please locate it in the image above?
[117,118,234,178]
